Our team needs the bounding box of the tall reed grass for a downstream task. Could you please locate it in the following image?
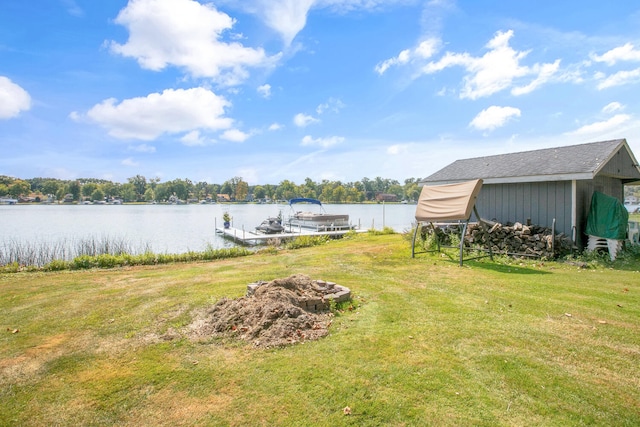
[0,236,251,272]
[0,236,149,268]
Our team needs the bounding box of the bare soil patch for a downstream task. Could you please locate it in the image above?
[187,274,349,348]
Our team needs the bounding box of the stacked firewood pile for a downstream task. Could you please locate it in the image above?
[422,220,575,258]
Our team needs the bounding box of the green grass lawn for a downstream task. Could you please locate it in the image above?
[1,233,639,426]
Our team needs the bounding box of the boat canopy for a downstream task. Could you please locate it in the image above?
[289,198,322,206]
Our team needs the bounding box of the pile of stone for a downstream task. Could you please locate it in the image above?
[247,277,351,313]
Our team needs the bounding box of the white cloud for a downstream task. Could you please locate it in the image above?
[121,157,139,167]
[268,122,283,131]
[387,144,410,155]
[316,97,345,114]
[301,135,344,148]
[376,49,411,75]
[415,38,440,59]
[83,87,233,140]
[293,112,320,127]
[567,114,631,136]
[375,38,440,75]
[257,84,272,98]
[253,0,315,46]
[221,128,250,142]
[0,76,31,119]
[596,67,640,90]
[422,30,559,99]
[109,0,279,85]
[62,0,83,17]
[248,0,398,46]
[602,102,624,114]
[129,143,157,153]
[590,43,640,66]
[180,130,206,146]
[469,106,521,131]
[511,60,560,96]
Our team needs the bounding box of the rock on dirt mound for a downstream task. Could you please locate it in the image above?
[188,274,350,348]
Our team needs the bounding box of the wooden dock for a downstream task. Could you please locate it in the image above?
[216,226,366,245]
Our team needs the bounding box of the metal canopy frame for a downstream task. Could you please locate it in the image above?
[411,179,493,266]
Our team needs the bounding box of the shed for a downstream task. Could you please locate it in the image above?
[420,139,640,248]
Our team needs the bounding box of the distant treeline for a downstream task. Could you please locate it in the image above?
[0,175,424,204]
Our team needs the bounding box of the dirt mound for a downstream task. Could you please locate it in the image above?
[188,274,349,348]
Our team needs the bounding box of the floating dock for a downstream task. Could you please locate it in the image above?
[216,226,366,245]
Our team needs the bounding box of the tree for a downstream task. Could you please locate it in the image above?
[346,187,364,202]
[275,180,298,201]
[387,184,404,199]
[253,185,266,200]
[144,187,155,202]
[8,180,30,198]
[55,187,66,202]
[195,181,209,200]
[263,184,276,201]
[168,179,189,201]
[91,188,105,202]
[320,185,333,202]
[300,177,317,199]
[361,177,374,200]
[41,180,60,197]
[128,175,147,202]
[101,182,121,201]
[81,182,98,199]
[67,181,81,201]
[220,181,233,198]
[121,183,136,202]
[404,179,421,202]
[154,182,170,202]
[148,177,161,190]
[235,178,249,201]
[208,183,220,197]
[332,185,346,203]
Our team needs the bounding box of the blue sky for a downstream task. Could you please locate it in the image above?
[2,0,640,185]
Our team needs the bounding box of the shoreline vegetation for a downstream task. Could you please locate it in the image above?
[2,222,639,271]
[2,215,639,271]
[1,175,426,205]
[0,233,362,272]
[1,232,638,425]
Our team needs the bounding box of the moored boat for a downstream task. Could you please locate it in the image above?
[286,198,354,231]
[255,217,285,234]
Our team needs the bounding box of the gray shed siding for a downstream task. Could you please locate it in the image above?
[475,181,573,237]
[599,147,639,180]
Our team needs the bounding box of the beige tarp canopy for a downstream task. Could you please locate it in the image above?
[415,179,483,222]
[412,179,492,265]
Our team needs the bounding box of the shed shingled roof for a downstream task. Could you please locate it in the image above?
[422,139,640,185]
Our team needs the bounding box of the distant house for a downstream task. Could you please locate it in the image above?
[0,197,18,205]
[420,139,640,248]
[217,194,231,202]
[376,193,399,202]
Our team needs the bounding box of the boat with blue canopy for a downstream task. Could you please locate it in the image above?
[287,198,354,231]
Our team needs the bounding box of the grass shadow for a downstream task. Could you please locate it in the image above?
[413,250,551,274]
[465,260,552,275]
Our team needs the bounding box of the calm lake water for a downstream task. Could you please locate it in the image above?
[0,203,417,254]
